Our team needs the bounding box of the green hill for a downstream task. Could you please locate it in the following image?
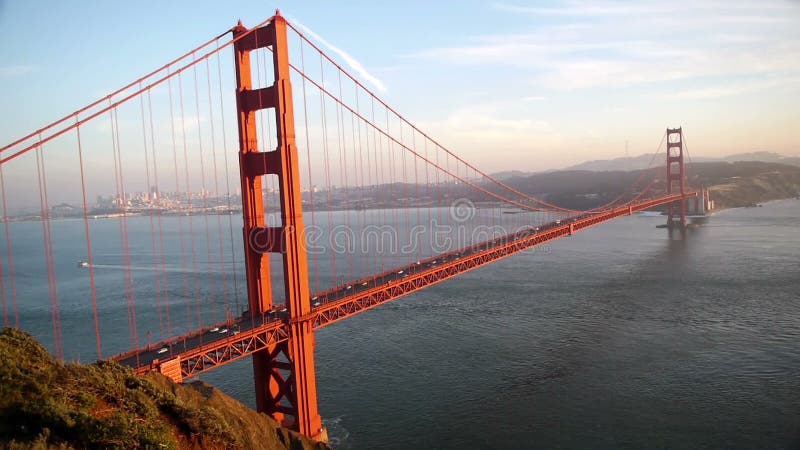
[0,328,330,450]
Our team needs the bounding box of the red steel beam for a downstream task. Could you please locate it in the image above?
[131,320,290,379]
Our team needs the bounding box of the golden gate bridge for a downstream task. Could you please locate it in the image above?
[0,11,700,441]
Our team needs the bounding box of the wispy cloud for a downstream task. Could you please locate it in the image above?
[413,102,568,171]
[0,65,35,77]
[411,1,800,92]
[287,16,387,93]
[492,1,667,16]
[493,0,797,19]
[654,76,800,100]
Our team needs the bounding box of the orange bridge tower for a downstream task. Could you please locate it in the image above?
[666,127,687,229]
[232,12,325,441]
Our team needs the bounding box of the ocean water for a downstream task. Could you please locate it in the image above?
[5,199,800,449]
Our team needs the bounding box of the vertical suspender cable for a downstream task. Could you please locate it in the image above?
[76,121,102,358]
[216,45,241,320]
[167,76,191,332]
[0,243,5,327]
[0,165,16,327]
[139,84,164,340]
[318,57,336,290]
[35,142,62,359]
[206,58,230,321]
[299,41,321,294]
[147,89,172,338]
[193,61,217,324]
[177,72,202,329]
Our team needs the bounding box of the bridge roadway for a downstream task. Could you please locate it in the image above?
[114,192,696,381]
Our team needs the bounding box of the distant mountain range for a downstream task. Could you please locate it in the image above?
[562,151,800,172]
[490,160,800,210]
[487,152,800,210]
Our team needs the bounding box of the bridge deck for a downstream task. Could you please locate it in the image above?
[114,192,696,380]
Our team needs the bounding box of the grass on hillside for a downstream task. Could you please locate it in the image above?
[0,328,328,450]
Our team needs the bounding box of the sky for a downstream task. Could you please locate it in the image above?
[1,0,799,178]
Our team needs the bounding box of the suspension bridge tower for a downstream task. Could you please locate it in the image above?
[666,127,687,229]
[232,11,326,441]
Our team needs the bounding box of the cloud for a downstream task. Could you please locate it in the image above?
[287,16,388,93]
[412,101,566,171]
[410,0,800,92]
[0,65,35,77]
[654,76,800,100]
[492,1,667,16]
[492,0,797,19]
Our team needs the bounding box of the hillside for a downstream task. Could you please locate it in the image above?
[692,161,800,209]
[0,328,330,450]
[564,151,800,172]
[489,161,800,211]
[359,161,800,212]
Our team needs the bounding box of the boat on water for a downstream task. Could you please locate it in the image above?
[77,261,89,268]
